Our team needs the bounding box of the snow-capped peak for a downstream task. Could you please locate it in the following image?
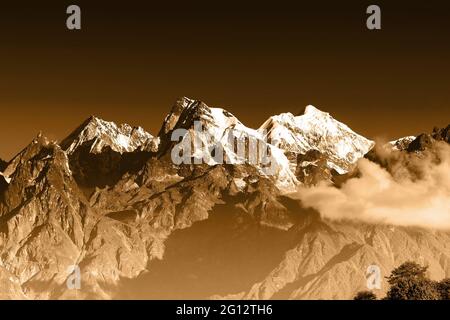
[159,97,257,135]
[304,104,325,116]
[61,116,159,155]
[158,97,299,192]
[157,98,378,190]
[259,105,374,174]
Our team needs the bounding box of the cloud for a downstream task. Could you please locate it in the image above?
[294,142,450,229]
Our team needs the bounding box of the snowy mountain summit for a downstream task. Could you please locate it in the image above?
[55,97,374,192]
[153,97,375,191]
[61,116,159,155]
[157,97,298,191]
[259,105,374,174]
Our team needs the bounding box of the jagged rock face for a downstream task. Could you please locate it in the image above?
[156,98,375,189]
[0,136,154,299]
[61,116,158,155]
[157,97,298,192]
[388,136,416,151]
[90,154,294,232]
[404,124,450,153]
[0,98,448,300]
[362,125,450,183]
[432,124,450,143]
[60,117,157,188]
[0,136,92,298]
[294,149,334,186]
[259,106,374,175]
[64,144,152,189]
[408,134,435,152]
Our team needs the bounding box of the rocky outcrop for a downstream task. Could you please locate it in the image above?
[0,135,92,298]
[388,136,416,151]
[407,124,450,152]
[60,117,157,188]
[294,149,334,186]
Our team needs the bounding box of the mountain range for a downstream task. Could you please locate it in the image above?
[0,97,449,299]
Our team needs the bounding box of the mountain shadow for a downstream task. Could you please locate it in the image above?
[117,200,314,299]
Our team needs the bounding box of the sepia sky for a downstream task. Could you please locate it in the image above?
[0,1,449,160]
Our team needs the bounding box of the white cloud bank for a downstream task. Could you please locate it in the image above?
[294,142,450,230]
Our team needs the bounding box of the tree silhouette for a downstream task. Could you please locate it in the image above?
[436,278,450,300]
[385,261,439,300]
[354,290,377,300]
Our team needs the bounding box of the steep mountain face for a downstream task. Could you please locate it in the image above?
[385,125,450,154]
[259,105,374,176]
[157,97,259,159]
[0,135,93,298]
[156,98,373,191]
[61,116,158,155]
[388,136,416,151]
[60,117,158,188]
[0,97,448,300]
[118,198,450,300]
[432,124,450,143]
[226,222,450,300]
[157,97,298,192]
[294,149,334,186]
[0,135,161,299]
[366,125,450,181]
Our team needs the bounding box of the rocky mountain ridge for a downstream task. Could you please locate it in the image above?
[0,97,448,300]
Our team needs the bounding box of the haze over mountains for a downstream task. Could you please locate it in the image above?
[0,97,449,299]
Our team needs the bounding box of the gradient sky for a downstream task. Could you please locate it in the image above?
[0,1,449,160]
